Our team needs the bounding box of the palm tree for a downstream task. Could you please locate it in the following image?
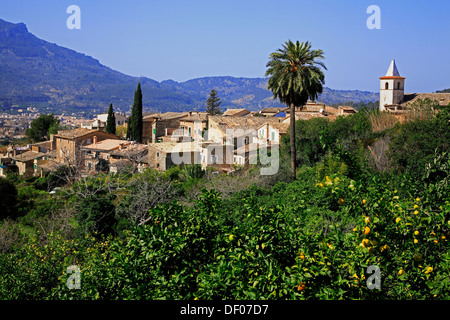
[265,40,326,180]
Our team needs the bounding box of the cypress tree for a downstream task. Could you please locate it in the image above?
[130,82,143,142]
[105,103,116,134]
[205,89,222,115]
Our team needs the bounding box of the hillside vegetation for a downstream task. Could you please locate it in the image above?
[0,103,449,300]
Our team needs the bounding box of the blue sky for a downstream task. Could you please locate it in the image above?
[1,0,449,92]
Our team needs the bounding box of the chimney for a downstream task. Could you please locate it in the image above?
[119,143,123,150]
[93,136,97,144]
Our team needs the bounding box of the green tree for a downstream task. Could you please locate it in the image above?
[205,89,222,115]
[25,114,60,142]
[388,108,450,179]
[0,177,18,220]
[105,103,116,135]
[265,40,326,180]
[128,83,143,142]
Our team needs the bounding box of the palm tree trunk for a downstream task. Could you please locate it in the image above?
[290,103,296,180]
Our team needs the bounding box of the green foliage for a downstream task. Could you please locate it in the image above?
[265,40,327,179]
[181,164,204,180]
[127,83,143,143]
[0,177,18,220]
[69,176,119,237]
[105,103,116,135]
[0,109,449,300]
[33,165,72,191]
[316,154,348,181]
[283,117,329,167]
[265,40,326,107]
[388,109,450,179]
[205,89,223,115]
[25,113,60,142]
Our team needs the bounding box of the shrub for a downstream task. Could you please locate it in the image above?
[0,177,18,220]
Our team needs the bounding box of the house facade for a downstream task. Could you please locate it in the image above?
[52,128,118,168]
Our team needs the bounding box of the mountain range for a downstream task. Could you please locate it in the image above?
[0,18,378,116]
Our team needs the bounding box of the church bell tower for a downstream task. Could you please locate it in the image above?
[379,59,405,111]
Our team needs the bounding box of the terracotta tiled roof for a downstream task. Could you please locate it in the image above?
[284,113,326,122]
[209,115,284,133]
[82,139,129,152]
[54,128,97,139]
[268,122,290,134]
[259,107,288,114]
[32,141,52,148]
[324,106,339,114]
[12,151,46,162]
[36,159,61,172]
[222,108,250,116]
[159,112,190,120]
[110,143,148,157]
[401,93,450,107]
[180,114,208,122]
[148,141,201,153]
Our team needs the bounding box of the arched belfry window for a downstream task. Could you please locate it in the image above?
[385,82,389,90]
[397,82,400,90]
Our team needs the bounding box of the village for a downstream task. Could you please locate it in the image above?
[1,60,449,181]
[0,101,357,179]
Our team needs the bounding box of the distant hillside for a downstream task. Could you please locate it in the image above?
[0,18,378,116]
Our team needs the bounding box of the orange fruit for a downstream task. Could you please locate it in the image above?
[364,227,371,235]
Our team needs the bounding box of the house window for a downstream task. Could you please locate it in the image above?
[271,132,275,141]
[188,127,191,136]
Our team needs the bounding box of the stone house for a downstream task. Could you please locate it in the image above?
[142,112,189,143]
[207,115,285,146]
[51,128,118,168]
[108,143,148,173]
[148,141,201,171]
[10,150,47,177]
[178,113,208,141]
[81,139,131,171]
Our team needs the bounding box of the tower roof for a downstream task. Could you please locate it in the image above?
[386,59,400,76]
[380,59,405,79]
